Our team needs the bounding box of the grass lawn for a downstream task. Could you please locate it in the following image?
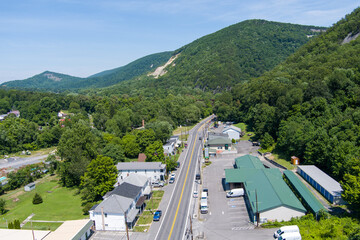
[22,221,63,231]
[0,174,85,230]
[234,122,256,141]
[133,190,164,232]
[267,153,295,170]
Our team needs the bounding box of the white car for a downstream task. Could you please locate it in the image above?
[170,173,176,178]
[193,191,198,198]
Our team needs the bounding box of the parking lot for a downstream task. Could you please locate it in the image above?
[189,138,278,240]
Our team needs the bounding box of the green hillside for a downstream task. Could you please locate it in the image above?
[152,20,326,90]
[214,7,360,186]
[0,71,84,91]
[0,51,173,91]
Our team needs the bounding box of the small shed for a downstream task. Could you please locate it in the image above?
[24,182,35,192]
[291,156,300,165]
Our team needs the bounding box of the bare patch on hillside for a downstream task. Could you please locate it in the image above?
[43,73,62,81]
[342,32,360,45]
[148,53,180,78]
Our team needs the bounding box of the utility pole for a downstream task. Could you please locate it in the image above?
[189,215,193,240]
[256,189,259,227]
[125,211,130,240]
[101,207,105,230]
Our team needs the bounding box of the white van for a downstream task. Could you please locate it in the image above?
[201,191,208,200]
[200,199,208,214]
[277,232,301,240]
[226,188,244,198]
[274,225,300,238]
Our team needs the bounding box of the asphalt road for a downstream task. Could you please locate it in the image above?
[0,154,49,170]
[153,116,212,240]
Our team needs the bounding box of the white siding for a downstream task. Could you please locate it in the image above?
[90,212,125,231]
[223,129,240,140]
[260,206,305,222]
[118,170,164,183]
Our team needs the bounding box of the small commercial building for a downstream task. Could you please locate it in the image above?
[207,134,232,154]
[24,182,35,192]
[225,155,306,223]
[297,165,344,204]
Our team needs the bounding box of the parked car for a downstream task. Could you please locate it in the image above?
[196,174,201,180]
[170,172,176,178]
[152,181,164,187]
[153,210,162,221]
[176,161,180,168]
[169,177,175,184]
[193,190,198,198]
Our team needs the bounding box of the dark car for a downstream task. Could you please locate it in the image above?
[196,174,201,180]
[153,210,162,221]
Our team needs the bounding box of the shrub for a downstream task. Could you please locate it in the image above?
[8,222,14,229]
[0,198,6,214]
[14,219,21,229]
[32,193,43,204]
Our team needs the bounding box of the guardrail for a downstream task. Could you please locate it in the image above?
[263,156,287,170]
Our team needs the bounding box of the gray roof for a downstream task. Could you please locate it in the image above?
[25,182,35,188]
[104,182,142,199]
[93,195,133,214]
[223,125,241,133]
[122,173,148,188]
[297,165,343,197]
[116,162,166,171]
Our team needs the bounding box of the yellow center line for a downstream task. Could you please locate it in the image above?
[167,125,203,240]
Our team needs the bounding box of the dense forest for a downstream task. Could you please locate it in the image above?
[214,7,360,212]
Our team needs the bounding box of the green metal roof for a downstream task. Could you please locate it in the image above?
[207,136,232,145]
[225,168,258,183]
[234,155,265,169]
[284,170,326,214]
[245,169,306,213]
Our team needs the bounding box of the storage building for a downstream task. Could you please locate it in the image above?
[297,165,344,204]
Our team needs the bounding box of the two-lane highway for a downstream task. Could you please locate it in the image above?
[153,116,212,240]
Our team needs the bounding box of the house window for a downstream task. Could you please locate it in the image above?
[154,170,156,173]
[217,146,222,149]
[105,213,108,218]
[135,170,137,173]
[105,224,108,226]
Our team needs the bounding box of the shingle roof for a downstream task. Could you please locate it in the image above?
[234,155,265,169]
[116,162,166,171]
[93,195,133,214]
[104,182,142,199]
[297,165,343,197]
[284,170,326,214]
[123,174,148,188]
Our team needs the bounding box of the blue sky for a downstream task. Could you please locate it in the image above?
[0,0,359,83]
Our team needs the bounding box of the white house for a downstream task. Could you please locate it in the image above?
[89,195,138,231]
[116,162,166,183]
[90,181,144,231]
[222,125,242,140]
[117,174,151,199]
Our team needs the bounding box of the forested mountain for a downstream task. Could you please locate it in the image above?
[0,71,84,91]
[0,52,173,91]
[214,7,360,210]
[154,20,326,90]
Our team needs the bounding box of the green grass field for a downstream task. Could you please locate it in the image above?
[0,175,85,230]
[233,122,255,141]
